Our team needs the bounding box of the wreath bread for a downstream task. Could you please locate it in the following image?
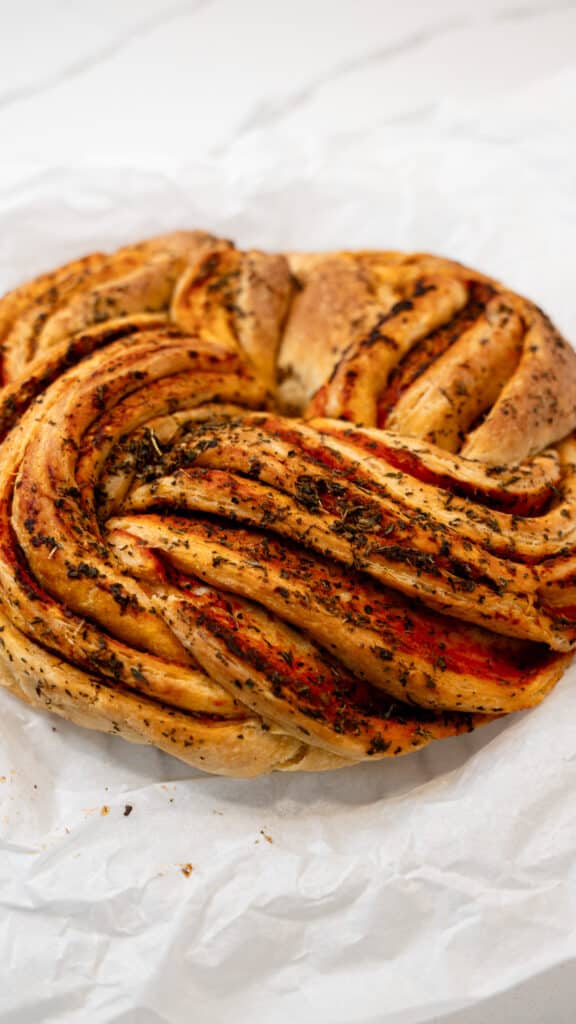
[0,230,574,776]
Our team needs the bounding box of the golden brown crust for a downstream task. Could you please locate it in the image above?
[0,232,574,776]
[280,251,576,466]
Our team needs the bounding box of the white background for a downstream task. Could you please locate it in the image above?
[1,2,576,1022]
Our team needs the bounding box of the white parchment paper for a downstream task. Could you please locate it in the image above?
[0,149,575,1024]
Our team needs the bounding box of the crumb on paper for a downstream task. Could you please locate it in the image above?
[181,863,193,878]
[123,804,133,817]
[100,805,109,816]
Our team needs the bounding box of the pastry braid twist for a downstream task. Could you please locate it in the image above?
[0,231,574,776]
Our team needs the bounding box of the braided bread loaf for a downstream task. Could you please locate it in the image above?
[0,231,574,776]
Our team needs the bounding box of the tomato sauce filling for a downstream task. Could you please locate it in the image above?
[171,517,555,689]
[252,415,551,517]
[176,577,458,741]
[376,281,496,425]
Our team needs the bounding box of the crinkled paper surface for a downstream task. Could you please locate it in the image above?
[0,152,576,1024]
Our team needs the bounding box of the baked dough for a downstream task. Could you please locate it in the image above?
[0,231,574,776]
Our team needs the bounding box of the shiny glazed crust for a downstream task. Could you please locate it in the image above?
[0,231,574,776]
